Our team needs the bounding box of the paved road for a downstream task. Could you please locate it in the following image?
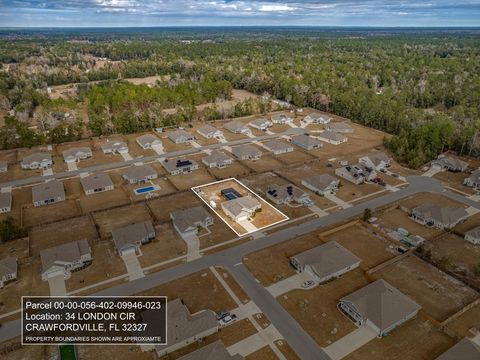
[0,128,305,189]
[0,176,464,359]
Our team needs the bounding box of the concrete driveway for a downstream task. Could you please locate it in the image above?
[47,275,67,296]
[181,233,201,261]
[237,219,258,234]
[121,253,145,281]
[325,193,352,209]
[266,273,315,297]
[323,324,377,360]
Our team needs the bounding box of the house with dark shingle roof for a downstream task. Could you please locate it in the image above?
[464,226,480,245]
[0,192,12,213]
[435,338,480,360]
[464,169,480,189]
[80,172,114,195]
[170,206,214,236]
[122,164,157,184]
[111,221,155,256]
[168,130,195,144]
[231,144,262,161]
[302,174,339,195]
[21,153,53,170]
[263,140,294,155]
[410,203,468,229]
[291,134,323,151]
[432,156,468,173]
[0,257,17,287]
[32,180,65,207]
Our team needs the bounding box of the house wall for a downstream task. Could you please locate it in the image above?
[85,184,114,195]
[465,234,480,245]
[306,261,360,283]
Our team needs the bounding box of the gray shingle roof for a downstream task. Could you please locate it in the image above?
[412,203,468,226]
[436,338,480,360]
[32,180,65,204]
[224,120,248,133]
[80,172,113,192]
[0,192,11,209]
[171,206,212,233]
[325,122,354,132]
[319,131,347,142]
[221,195,260,218]
[21,152,52,166]
[136,134,162,147]
[111,221,155,252]
[231,144,262,159]
[263,140,293,153]
[465,226,480,239]
[122,164,156,182]
[302,174,338,192]
[62,147,92,161]
[169,129,194,142]
[202,151,233,166]
[197,125,220,137]
[40,239,90,274]
[291,134,322,148]
[0,257,17,278]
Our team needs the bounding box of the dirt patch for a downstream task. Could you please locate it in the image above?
[22,200,81,228]
[198,219,237,250]
[278,268,369,347]
[373,255,479,321]
[275,340,300,360]
[79,187,131,213]
[92,203,152,238]
[147,191,202,223]
[167,168,216,191]
[208,162,253,180]
[241,155,284,174]
[77,344,153,360]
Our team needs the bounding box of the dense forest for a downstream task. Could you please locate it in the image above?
[0,28,479,167]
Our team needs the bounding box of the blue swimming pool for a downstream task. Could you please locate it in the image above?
[134,185,159,195]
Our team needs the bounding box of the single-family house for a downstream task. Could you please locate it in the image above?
[202,151,234,168]
[266,183,311,206]
[21,153,53,170]
[359,152,391,171]
[80,172,114,195]
[136,134,163,150]
[223,121,251,135]
[221,195,261,222]
[170,206,214,236]
[464,226,480,245]
[335,164,377,184]
[0,192,12,213]
[317,131,348,145]
[101,140,128,154]
[168,130,195,144]
[432,156,468,173]
[0,257,17,287]
[162,158,199,175]
[40,239,92,281]
[464,169,480,189]
[177,340,244,360]
[111,221,155,256]
[32,180,65,207]
[152,299,218,357]
[291,134,323,150]
[302,174,340,195]
[263,140,294,155]
[249,118,273,131]
[339,279,421,337]
[324,122,354,133]
[0,160,8,173]
[290,241,361,283]
[410,203,468,229]
[271,113,293,124]
[122,164,157,184]
[197,125,224,139]
[435,338,480,360]
[62,147,92,163]
[231,144,262,161]
[303,112,331,124]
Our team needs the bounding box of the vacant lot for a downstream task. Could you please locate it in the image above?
[92,203,152,238]
[147,191,202,223]
[29,216,98,256]
[79,187,131,213]
[373,255,479,321]
[279,268,369,347]
[401,192,466,210]
[241,155,284,174]
[208,162,252,180]
[323,223,395,269]
[344,317,454,360]
[445,302,480,338]
[22,200,81,228]
[271,148,315,166]
[168,168,216,191]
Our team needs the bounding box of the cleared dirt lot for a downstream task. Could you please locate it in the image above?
[372,255,479,321]
[22,200,81,228]
[208,162,253,180]
[147,191,202,223]
[240,155,285,174]
[279,268,369,347]
[323,223,395,270]
[29,215,98,256]
[198,218,237,249]
[344,317,454,360]
[92,202,152,238]
[167,168,216,191]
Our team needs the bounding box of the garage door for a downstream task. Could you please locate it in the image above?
[120,246,136,256]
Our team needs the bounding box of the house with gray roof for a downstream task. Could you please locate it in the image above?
[101,140,128,154]
[162,158,199,175]
[0,160,8,173]
[221,195,261,222]
[291,134,323,151]
[223,120,251,135]
[249,118,273,130]
[62,147,92,163]
[40,239,92,281]
[335,163,377,184]
[111,221,155,256]
[436,338,480,360]
[464,169,480,189]
[136,134,163,150]
[0,257,17,287]
[178,340,244,360]
[324,122,354,133]
[359,152,391,171]
[302,174,339,195]
[202,151,234,168]
[168,129,195,144]
[465,226,480,245]
[197,125,224,139]
[290,241,361,283]
[32,180,65,207]
[0,192,12,213]
[80,172,114,195]
[410,203,468,229]
[318,131,348,145]
[231,144,262,161]
[21,153,53,170]
[152,299,219,357]
[170,206,214,236]
[432,156,468,172]
[303,112,331,124]
[266,183,311,206]
[122,164,157,184]
[339,279,421,337]
[271,113,293,124]
[263,140,294,155]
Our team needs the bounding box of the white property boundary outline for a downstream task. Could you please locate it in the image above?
[191,177,289,236]
[21,295,167,346]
